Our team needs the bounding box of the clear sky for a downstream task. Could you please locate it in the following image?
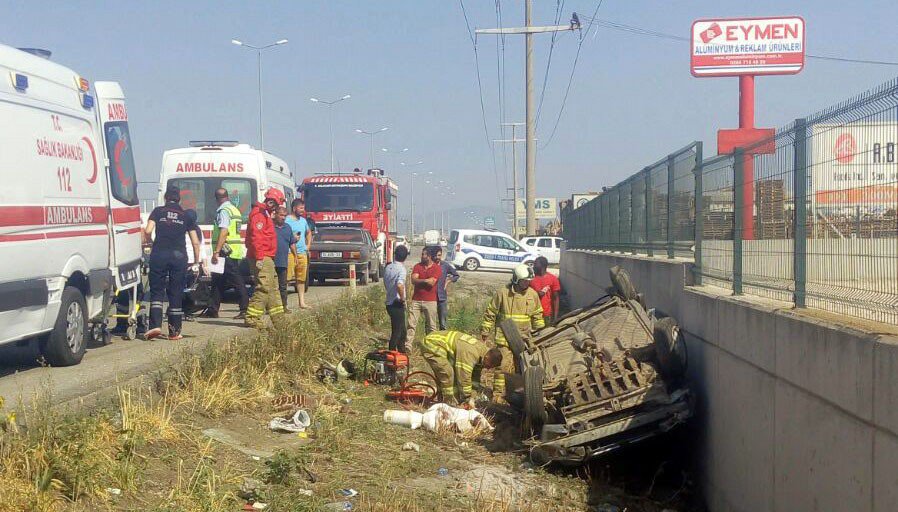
[4,1,897,231]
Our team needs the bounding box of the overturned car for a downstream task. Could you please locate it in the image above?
[501,266,692,465]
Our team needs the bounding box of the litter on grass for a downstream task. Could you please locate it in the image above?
[383,403,493,433]
[268,409,312,433]
[402,442,421,452]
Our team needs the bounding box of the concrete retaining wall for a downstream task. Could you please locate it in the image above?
[560,249,898,512]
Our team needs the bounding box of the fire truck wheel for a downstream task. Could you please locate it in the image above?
[359,267,370,286]
[41,286,87,367]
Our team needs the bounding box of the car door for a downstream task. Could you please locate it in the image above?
[473,235,498,269]
[551,238,562,264]
[537,237,555,263]
[496,236,526,268]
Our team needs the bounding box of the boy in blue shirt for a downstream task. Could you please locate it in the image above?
[274,206,296,312]
[286,198,312,309]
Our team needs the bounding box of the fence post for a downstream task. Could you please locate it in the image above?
[645,168,653,257]
[667,154,675,258]
[693,142,704,285]
[617,189,623,253]
[631,185,638,255]
[793,118,808,307]
[733,148,744,295]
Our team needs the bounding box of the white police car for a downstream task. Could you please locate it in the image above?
[447,228,538,271]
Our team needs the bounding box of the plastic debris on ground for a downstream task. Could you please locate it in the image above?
[338,488,359,497]
[298,489,314,496]
[268,409,312,433]
[437,467,449,477]
[383,403,493,433]
[106,487,122,496]
[324,502,353,511]
[401,441,421,452]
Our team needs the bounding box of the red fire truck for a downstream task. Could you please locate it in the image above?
[301,169,399,271]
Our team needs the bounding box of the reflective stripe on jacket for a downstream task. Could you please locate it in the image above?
[421,330,489,399]
[480,285,545,347]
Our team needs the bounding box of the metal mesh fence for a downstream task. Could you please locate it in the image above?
[562,77,898,324]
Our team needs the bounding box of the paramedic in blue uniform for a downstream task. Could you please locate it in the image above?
[142,186,201,340]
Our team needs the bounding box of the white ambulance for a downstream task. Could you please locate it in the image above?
[0,45,142,365]
[157,142,296,245]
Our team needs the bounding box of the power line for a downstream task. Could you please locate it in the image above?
[459,0,502,204]
[535,0,565,128]
[577,15,898,66]
[539,0,604,150]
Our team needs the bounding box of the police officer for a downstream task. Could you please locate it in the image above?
[143,186,201,340]
[206,187,249,319]
[480,263,545,402]
[245,188,287,329]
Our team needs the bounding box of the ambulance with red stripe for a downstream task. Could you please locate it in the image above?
[157,141,296,251]
[0,45,141,365]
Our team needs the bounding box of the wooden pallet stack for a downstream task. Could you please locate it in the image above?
[756,179,787,239]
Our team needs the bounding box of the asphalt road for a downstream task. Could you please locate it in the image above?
[0,262,512,410]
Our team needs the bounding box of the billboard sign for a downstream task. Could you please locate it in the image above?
[483,216,496,228]
[811,123,898,207]
[691,17,805,77]
[572,193,599,209]
[515,198,557,220]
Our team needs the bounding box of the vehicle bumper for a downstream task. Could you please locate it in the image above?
[309,261,367,279]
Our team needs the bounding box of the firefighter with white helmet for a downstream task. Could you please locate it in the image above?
[245,188,287,328]
[480,263,545,402]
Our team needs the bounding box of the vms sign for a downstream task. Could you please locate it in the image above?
[691,17,805,77]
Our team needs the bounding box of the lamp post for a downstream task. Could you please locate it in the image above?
[231,38,288,151]
[381,147,408,172]
[310,94,351,173]
[401,160,425,238]
[355,127,389,168]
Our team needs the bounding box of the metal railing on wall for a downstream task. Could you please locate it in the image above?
[563,77,898,324]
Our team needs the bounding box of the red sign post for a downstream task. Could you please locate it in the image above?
[692,16,805,240]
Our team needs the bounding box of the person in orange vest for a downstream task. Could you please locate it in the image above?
[245,188,287,328]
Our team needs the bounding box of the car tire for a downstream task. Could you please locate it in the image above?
[524,366,548,431]
[609,265,638,301]
[316,276,326,285]
[41,286,88,367]
[499,318,528,357]
[463,258,480,271]
[653,317,687,381]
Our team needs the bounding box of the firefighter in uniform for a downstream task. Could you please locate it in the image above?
[480,263,545,401]
[245,188,287,328]
[420,330,503,406]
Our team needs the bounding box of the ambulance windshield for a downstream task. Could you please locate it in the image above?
[304,183,374,212]
[168,177,257,225]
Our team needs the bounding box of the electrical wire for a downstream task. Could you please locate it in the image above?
[539,0,604,150]
[535,0,565,128]
[459,0,503,204]
[577,15,898,66]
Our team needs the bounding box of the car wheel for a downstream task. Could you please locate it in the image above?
[524,366,548,432]
[359,268,370,286]
[609,265,638,301]
[499,318,528,357]
[41,286,88,366]
[463,258,480,271]
[316,276,326,285]
[653,317,687,381]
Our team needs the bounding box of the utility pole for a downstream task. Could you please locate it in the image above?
[477,8,579,235]
[493,122,524,237]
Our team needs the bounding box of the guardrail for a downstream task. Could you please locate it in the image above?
[564,77,898,324]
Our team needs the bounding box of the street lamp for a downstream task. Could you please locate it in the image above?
[381,147,408,172]
[355,127,389,168]
[231,38,288,151]
[401,160,425,237]
[310,94,351,173]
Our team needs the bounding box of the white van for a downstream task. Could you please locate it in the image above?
[447,228,537,271]
[0,45,142,365]
[157,142,296,245]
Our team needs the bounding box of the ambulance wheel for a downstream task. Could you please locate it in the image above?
[42,286,87,366]
[463,258,480,271]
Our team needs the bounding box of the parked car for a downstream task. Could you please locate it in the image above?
[424,229,440,247]
[395,235,409,250]
[309,227,380,285]
[447,229,538,271]
[521,236,563,264]
[500,266,692,465]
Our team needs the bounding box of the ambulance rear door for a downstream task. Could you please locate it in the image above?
[95,81,140,288]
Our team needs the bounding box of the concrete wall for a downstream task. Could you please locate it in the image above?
[560,249,898,512]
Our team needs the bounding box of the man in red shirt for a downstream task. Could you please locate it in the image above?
[407,246,442,343]
[530,256,562,326]
[245,188,286,328]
